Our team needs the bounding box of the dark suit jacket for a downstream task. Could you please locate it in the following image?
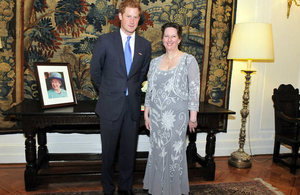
[90,30,151,121]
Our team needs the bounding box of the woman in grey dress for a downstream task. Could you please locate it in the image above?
[143,22,200,195]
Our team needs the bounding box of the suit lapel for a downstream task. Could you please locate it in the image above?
[128,35,141,78]
[114,31,127,76]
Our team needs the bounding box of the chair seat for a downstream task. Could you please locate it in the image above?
[277,134,300,143]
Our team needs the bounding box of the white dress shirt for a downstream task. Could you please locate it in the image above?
[120,29,135,60]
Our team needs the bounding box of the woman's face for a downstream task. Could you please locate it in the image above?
[51,78,61,90]
[162,27,181,51]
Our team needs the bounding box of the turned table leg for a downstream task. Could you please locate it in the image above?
[186,130,198,165]
[38,131,49,168]
[186,129,217,181]
[205,130,216,180]
[24,135,37,191]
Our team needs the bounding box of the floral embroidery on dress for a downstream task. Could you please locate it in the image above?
[161,110,176,131]
[143,53,200,195]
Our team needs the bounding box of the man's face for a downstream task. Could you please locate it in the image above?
[119,7,140,35]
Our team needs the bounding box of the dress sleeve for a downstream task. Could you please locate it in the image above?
[187,55,200,111]
[144,59,155,107]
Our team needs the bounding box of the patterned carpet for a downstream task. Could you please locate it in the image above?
[36,178,284,195]
[187,178,284,195]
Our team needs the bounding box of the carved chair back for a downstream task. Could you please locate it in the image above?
[272,84,300,139]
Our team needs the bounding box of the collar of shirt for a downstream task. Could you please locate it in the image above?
[120,29,135,59]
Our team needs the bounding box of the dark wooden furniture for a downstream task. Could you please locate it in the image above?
[272,84,300,174]
[4,99,235,191]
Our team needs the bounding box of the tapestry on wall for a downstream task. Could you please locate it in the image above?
[0,0,236,129]
[0,0,16,129]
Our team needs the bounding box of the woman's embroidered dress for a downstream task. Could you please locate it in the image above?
[143,53,200,195]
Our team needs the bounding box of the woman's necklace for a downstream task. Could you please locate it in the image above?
[160,51,182,71]
[165,51,181,61]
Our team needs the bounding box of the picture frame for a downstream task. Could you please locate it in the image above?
[34,62,77,109]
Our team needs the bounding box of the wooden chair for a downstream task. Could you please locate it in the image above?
[272,84,300,174]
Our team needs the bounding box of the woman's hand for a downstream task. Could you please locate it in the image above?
[145,116,150,130]
[188,110,198,133]
[144,106,150,130]
[188,120,197,133]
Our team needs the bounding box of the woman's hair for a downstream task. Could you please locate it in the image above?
[161,22,183,39]
[119,0,142,15]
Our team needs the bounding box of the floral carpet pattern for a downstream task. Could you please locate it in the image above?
[35,179,284,195]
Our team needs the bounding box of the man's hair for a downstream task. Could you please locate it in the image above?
[119,0,142,15]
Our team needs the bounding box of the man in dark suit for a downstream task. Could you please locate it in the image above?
[90,0,151,194]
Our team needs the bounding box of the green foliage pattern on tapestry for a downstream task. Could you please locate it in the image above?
[0,0,16,128]
[0,0,235,129]
[22,0,234,106]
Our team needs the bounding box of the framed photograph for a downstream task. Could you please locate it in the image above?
[34,62,77,109]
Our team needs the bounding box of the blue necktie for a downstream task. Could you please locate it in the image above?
[124,36,132,95]
[125,36,132,76]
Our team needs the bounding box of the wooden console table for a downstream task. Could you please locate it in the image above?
[4,99,235,191]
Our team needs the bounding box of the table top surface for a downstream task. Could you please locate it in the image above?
[4,99,235,116]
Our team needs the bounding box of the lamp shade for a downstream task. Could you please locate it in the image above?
[227,23,274,61]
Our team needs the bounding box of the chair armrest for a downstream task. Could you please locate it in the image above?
[279,111,300,124]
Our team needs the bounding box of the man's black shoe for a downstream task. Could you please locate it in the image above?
[117,189,135,195]
[104,191,114,195]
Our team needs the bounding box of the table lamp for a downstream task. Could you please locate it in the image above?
[227,22,274,168]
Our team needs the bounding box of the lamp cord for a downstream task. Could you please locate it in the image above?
[247,103,272,163]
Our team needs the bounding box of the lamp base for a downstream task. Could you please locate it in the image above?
[228,150,252,168]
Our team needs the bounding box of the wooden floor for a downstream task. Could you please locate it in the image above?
[0,155,299,195]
